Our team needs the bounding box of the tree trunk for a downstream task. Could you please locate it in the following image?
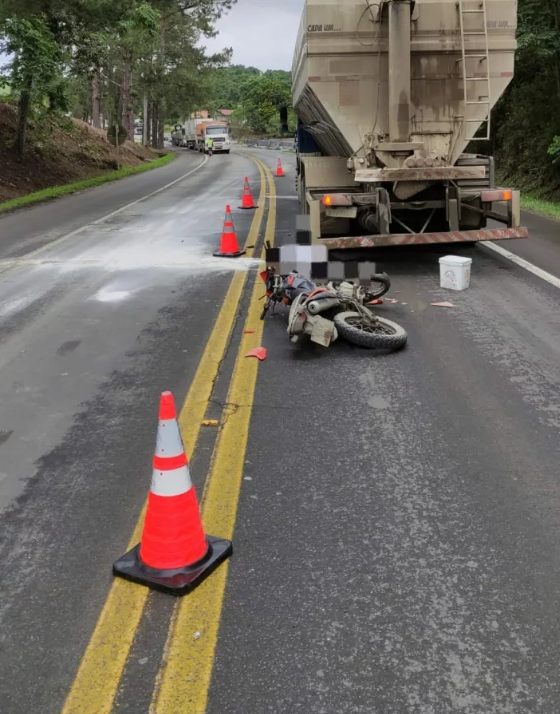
[143,95,149,146]
[121,59,134,141]
[152,17,167,151]
[146,98,152,146]
[16,77,33,159]
[92,67,102,129]
[151,99,159,149]
[158,102,164,150]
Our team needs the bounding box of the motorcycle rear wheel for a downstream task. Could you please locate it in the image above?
[333,312,407,351]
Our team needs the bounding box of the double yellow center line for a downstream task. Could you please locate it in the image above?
[61,155,276,714]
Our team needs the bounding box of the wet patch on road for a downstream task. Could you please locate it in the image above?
[57,340,81,356]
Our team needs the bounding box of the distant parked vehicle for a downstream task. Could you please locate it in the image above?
[171,124,187,147]
[172,118,213,148]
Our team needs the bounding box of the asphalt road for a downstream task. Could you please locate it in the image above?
[1,147,560,714]
[491,210,560,281]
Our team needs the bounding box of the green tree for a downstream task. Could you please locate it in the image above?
[108,2,161,140]
[239,74,292,133]
[0,14,67,156]
[137,0,234,148]
[488,0,560,192]
[1,0,236,150]
[207,63,261,109]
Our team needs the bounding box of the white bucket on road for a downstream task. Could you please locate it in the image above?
[439,255,472,291]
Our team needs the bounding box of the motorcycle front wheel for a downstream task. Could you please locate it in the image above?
[367,272,392,300]
[333,312,407,351]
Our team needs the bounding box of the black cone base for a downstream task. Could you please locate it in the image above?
[213,249,246,258]
[113,535,233,596]
[238,205,257,210]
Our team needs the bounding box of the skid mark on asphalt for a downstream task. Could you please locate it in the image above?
[57,341,81,356]
[0,283,70,355]
[0,430,13,446]
[0,291,46,318]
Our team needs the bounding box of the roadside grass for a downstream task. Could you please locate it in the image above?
[0,151,176,215]
[520,193,560,222]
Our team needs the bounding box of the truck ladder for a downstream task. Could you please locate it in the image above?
[457,0,491,141]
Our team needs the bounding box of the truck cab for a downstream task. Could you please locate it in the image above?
[199,123,231,154]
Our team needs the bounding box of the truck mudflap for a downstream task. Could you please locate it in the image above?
[321,227,529,250]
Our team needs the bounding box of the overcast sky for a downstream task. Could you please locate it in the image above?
[202,0,303,71]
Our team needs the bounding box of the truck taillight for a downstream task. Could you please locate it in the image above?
[481,190,513,202]
[321,194,352,207]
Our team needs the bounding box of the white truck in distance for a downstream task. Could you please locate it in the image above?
[172,119,231,154]
[196,122,231,154]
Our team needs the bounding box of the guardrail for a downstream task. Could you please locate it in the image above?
[242,138,295,151]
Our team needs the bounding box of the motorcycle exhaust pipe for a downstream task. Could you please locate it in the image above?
[307,298,340,315]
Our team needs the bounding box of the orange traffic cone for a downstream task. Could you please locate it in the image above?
[113,392,232,596]
[276,158,285,178]
[239,177,257,210]
[213,205,246,258]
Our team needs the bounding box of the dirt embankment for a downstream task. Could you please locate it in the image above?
[0,102,155,203]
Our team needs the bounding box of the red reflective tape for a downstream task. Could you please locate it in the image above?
[140,488,207,570]
[153,453,188,471]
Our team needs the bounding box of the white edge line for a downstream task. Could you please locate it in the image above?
[0,154,209,272]
[482,241,560,290]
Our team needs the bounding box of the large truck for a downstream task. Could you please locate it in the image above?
[171,125,185,147]
[292,0,528,249]
[171,117,212,148]
[195,121,231,154]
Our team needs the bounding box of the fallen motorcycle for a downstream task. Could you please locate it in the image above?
[260,268,407,351]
